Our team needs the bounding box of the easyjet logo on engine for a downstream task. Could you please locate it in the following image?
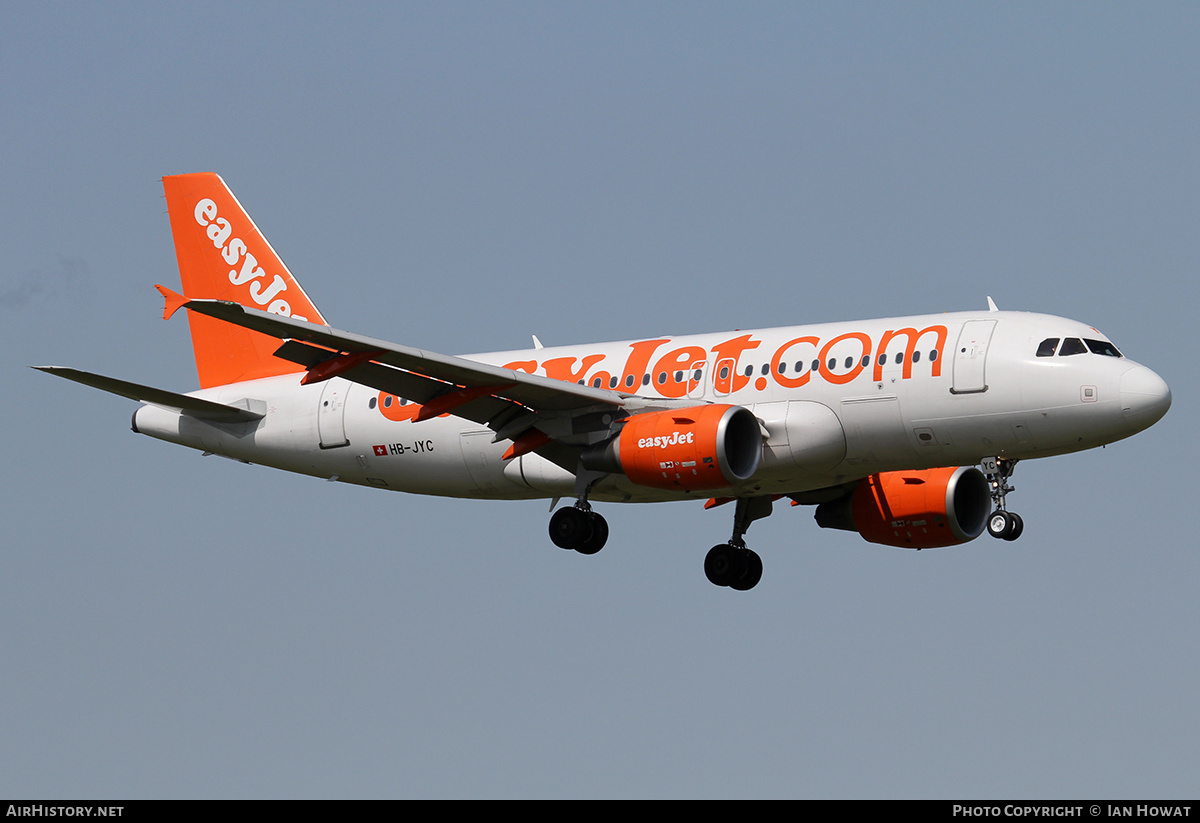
[639,431,696,449]
[193,198,308,321]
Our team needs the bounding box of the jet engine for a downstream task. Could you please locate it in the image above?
[582,404,762,491]
[814,466,991,548]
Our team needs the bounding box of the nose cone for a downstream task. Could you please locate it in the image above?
[1120,365,1171,433]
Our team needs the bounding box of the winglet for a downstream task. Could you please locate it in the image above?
[155,284,188,320]
[987,296,999,312]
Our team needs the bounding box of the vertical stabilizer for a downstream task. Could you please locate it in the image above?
[162,173,328,389]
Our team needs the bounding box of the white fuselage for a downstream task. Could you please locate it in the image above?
[132,309,1171,504]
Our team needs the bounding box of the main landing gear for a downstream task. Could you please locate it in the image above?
[549,504,608,555]
[704,496,772,591]
[548,467,609,555]
[983,457,1024,541]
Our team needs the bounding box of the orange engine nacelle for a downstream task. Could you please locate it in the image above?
[814,466,991,548]
[582,404,763,491]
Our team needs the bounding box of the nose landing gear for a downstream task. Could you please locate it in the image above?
[983,457,1024,541]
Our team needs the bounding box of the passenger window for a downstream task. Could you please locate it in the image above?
[1085,339,1122,357]
[929,350,938,362]
[912,351,921,363]
[642,374,650,386]
[879,353,888,366]
[625,375,635,388]
[1059,338,1087,356]
[657,372,667,384]
[1036,338,1059,357]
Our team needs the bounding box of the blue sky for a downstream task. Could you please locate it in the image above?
[2,2,1196,798]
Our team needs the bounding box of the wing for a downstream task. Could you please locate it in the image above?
[176,297,684,460]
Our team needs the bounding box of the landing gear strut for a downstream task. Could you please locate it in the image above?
[705,496,771,590]
[982,457,1024,541]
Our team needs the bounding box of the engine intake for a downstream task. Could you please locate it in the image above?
[583,404,762,491]
[814,466,991,548]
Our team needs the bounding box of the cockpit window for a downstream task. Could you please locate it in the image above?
[1038,335,1122,358]
[1058,338,1087,356]
[1085,338,1122,357]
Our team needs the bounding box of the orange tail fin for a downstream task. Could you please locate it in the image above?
[162,173,328,389]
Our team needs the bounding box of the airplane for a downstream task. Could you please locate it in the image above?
[36,173,1172,591]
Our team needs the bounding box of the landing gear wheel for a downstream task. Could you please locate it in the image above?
[988,510,1015,540]
[704,544,741,587]
[549,507,594,550]
[705,544,762,590]
[1003,512,1023,541]
[983,457,1024,541]
[729,549,763,591]
[576,512,608,555]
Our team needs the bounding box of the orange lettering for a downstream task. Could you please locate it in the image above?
[873,325,947,381]
[618,338,670,390]
[503,359,538,375]
[377,392,420,422]
[818,332,871,385]
[652,346,706,398]
[709,334,760,394]
[542,353,605,384]
[769,336,820,389]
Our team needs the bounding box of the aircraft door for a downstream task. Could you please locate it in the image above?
[687,360,708,399]
[952,320,997,394]
[713,358,736,397]
[317,378,350,449]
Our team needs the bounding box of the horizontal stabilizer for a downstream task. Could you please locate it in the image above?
[33,366,265,423]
